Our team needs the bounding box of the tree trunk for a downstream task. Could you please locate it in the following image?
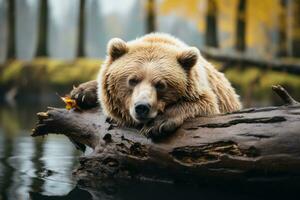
[277,0,288,57]
[145,0,156,33]
[7,0,16,60]
[36,0,48,57]
[32,86,300,185]
[235,0,246,52]
[77,0,85,57]
[205,0,218,47]
[287,0,300,57]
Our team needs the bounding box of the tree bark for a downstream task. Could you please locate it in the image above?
[145,0,156,33]
[277,0,288,57]
[77,0,85,57]
[32,86,300,185]
[235,0,246,52]
[36,0,48,57]
[288,0,300,57]
[7,0,16,60]
[205,0,218,47]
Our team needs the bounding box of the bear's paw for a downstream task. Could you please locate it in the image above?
[70,80,99,109]
[140,117,180,140]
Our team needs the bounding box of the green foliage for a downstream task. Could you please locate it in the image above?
[0,107,20,138]
[0,58,101,94]
[1,60,24,84]
[225,67,300,105]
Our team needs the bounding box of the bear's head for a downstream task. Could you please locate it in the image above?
[100,37,200,124]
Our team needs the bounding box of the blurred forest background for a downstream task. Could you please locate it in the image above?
[0,0,300,106]
[0,1,300,199]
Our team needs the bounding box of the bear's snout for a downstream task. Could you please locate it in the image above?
[134,102,151,119]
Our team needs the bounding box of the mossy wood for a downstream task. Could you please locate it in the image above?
[32,85,300,184]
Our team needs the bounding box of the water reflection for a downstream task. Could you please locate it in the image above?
[0,101,79,200]
[41,137,76,195]
[29,179,300,200]
[29,186,92,200]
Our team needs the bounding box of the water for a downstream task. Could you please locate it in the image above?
[0,100,81,200]
[0,100,299,200]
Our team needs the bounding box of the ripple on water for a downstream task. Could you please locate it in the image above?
[0,128,80,199]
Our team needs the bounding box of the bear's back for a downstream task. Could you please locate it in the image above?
[136,33,188,48]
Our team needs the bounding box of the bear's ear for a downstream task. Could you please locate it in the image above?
[177,47,199,71]
[107,38,128,61]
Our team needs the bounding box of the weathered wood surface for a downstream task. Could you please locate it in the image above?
[32,86,300,184]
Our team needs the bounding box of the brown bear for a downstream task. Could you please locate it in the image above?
[71,33,242,139]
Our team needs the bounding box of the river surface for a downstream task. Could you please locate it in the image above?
[0,100,82,200]
[0,100,298,200]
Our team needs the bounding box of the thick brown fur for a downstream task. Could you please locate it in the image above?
[94,33,242,138]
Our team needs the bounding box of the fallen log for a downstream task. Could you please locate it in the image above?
[201,47,300,74]
[32,85,300,185]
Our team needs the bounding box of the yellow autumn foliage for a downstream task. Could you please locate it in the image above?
[158,0,300,57]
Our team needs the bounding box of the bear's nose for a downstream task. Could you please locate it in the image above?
[135,103,150,117]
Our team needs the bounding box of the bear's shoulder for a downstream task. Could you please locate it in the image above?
[130,33,188,48]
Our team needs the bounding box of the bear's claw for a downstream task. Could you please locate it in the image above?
[140,118,179,140]
[70,80,99,109]
[159,120,178,134]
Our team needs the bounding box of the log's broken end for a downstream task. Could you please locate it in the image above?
[31,111,51,137]
[31,108,102,149]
